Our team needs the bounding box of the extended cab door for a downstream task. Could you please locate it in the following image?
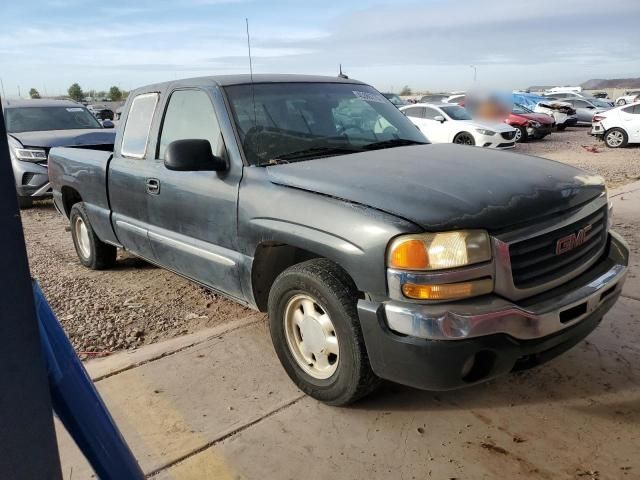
[108,92,160,258]
[144,88,243,299]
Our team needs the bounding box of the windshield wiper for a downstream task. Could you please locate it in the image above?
[362,138,428,151]
[260,146,361,165]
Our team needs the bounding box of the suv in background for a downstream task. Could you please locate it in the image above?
[2,99,115,208]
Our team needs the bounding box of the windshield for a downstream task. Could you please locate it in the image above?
[440,105,472,120]
[5,106,102,133]
[591,99,612,108]
[512,103,533,114]
[224,83,427,165]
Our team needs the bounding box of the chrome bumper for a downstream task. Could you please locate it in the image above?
[384,231,629,341]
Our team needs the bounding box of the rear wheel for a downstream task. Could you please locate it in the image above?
[604,128,628,148]
[453,132,476,146]
[616,99,627,106]
[268,259,379,406]
[514,126,528,143]
[70,203,117,269]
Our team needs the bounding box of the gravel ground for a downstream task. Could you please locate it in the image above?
[22,204,261,358]
[20,130,640,356]
[516,126,640,188]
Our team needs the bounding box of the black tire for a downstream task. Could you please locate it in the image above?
[556,124,567,131]
[616,99,626,106]
[17,196,33,209]
[69,203,117,270]
[514,126,528,143]
[268,259,379,406]
[453,132,476,146]
[604,128,628,148]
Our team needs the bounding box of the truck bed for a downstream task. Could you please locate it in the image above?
[48,146,118,245]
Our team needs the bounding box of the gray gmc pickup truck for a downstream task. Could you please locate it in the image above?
[49,75,629,406]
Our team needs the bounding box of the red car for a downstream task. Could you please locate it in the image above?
[506,104,555,142]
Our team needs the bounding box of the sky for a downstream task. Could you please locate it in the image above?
[1,0,639,97]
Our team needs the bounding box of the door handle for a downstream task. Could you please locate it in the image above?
[146,178,160,195]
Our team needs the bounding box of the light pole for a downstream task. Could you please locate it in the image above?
[470,65,477,82]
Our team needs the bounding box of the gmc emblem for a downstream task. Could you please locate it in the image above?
[556,224,592,255]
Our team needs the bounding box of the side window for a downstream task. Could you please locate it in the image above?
[622,105,636,114]
[574,100,588,108]
[158,90,222,159]
[423,107,440,120]
[403,107,424,118]
[121,93,159,158]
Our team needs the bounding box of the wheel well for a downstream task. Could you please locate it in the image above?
[61,186,82,218]
[251,243,322,312]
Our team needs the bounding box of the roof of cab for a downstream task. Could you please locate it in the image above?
[130,74,366,95]
[2,99,85,109]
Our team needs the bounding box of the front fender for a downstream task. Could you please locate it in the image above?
[238,167,420,300]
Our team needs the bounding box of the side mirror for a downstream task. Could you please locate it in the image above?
[101,120,115,129]
[434,115,446,123]
[164,139,227,172]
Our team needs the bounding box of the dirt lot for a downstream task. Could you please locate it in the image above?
[20,127,640,355]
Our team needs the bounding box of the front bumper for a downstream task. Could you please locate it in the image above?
[358,232,629,390]
[12,159,51,199]
[529,124,553,138]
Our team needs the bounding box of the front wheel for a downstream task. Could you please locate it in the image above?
[556,124,567,131]
[604,128,628,148]
[268,259,379,406]
[514,126,528,143]
[453,132,476,146]
[70,203,117,269]
[616,99,627,106]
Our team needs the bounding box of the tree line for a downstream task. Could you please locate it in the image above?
[28,84,129,102]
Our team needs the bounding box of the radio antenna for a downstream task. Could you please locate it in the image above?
[246,18,258,131]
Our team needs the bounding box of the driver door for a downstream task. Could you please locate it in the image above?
[144,88,244,299]
[421,106,449,143]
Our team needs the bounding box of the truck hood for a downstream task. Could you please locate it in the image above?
[8,129,115,148]
[266,144,605,232]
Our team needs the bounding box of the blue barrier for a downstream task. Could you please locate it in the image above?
[34,281,145,480]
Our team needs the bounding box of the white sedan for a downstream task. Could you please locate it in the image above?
[591,101,640,148]
[400,103,517,148]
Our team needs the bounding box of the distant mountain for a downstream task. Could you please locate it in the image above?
[581,78,640,89]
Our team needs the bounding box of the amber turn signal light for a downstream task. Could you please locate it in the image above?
[402,279,493,301]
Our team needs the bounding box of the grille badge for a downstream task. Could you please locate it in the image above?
[556,224,592,255]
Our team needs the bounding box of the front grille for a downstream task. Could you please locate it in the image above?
[501,131,516,140]
[509,206,607,289]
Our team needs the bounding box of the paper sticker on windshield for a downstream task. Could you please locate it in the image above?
[66,107,84,112]
[353,91,387,104]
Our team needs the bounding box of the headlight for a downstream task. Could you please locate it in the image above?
[12,147,48,162]
[528,121,541,128]
[388,230,492,271]
[475,129,495,136]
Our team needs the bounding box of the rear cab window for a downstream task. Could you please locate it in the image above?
[121,93,159,158]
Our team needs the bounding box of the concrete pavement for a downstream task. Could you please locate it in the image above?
[57,182,640,480]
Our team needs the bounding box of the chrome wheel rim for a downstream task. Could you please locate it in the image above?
[514,128,522,142]
[284,294,339,379]
[74,216,91,259]
[606,131,624,147]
